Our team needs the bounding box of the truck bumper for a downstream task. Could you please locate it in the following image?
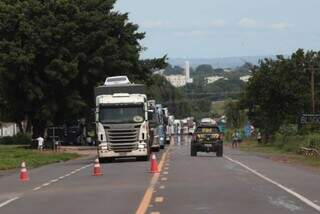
[98,149,148,158]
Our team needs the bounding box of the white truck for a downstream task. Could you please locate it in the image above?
[95,77,150,162]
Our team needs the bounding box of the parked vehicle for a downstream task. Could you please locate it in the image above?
[148,100,160,152]
[95,76,150,162]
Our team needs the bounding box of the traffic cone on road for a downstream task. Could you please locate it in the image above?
[20,161,29,182]
[150,153,159,173]
[92,158,102,176]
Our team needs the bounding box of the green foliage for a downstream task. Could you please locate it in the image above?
[163,64,184,75]
[224,100,246,128]
[0,145,79,170]
[242,49,320,135]
[0,133,32,145]
[147,75,193,118]
[0,0,165,135]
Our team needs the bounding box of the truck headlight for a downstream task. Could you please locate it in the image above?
[160,137,164,141]
[138,144,146,149]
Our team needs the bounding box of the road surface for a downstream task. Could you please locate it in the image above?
[1,136,320,214]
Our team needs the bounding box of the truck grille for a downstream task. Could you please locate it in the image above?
[105,126,139,153]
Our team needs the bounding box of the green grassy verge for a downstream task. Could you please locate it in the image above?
[211,101,226,116]
[0,145,80,170]
[239,140,320,168]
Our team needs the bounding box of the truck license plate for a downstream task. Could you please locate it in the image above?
[204,144,212,147]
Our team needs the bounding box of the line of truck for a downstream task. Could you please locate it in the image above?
[95,76,175,162]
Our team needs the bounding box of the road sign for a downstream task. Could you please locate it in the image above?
[300,114,320,125]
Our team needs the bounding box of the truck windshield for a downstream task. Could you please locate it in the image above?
[99,105,145,124]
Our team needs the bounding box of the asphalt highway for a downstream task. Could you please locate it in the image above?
[1,136,320,214]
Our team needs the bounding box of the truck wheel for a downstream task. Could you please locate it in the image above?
[191,145,197,156]
[217,146,223,157]
[98,158,105,163]
[160,145,165,149]
[137,156,149,161]
[151,147,160,152]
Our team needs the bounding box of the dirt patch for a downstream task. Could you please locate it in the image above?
[60,146,97,156]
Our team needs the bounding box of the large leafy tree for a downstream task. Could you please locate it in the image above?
[0,0,165,136]
[242,49,320,136]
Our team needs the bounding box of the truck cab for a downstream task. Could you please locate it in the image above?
[95,80,150,162]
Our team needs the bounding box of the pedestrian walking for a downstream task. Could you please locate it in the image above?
[36,136,44,151]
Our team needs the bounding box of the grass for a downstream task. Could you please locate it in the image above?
[211,101,226,116]
[0,145,80,170]
[239,140,320,168]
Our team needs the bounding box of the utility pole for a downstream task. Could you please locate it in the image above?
[311,65,316,114]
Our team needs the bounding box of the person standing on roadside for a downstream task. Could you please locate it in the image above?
[36,136,44,151]
[232,131,240,149]
[257,131,262,144]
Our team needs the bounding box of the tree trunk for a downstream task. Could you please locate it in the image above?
[32,120,46,138]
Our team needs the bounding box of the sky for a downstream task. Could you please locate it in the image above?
[115,0,320,59]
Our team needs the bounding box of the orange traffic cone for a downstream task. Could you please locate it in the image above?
[20,161,29,182]
[150,153,159,173]
[92,158,102,176]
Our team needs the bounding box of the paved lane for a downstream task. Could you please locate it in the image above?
[0,151,165,214]
[147,135,320,214]
[2,136,320,214]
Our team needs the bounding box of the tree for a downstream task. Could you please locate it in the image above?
[196,64,213,73]
[241,49,320,136]
[147,74,192,118]
[0,0,165,136]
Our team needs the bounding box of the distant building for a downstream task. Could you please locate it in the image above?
[0,122,19,137]
[160,61,193,87]
[240,75,252,82]
[165,75,187,87]
[185,61,193,84]
[205,76,225,84]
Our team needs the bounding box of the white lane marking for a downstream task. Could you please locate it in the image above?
[33,187,42,191]
[1,162,92,209]
[42,182,51,187]
[161,177,168,181]
[225,156,320,212]
[155,197,164,203]
[0,197,19,208]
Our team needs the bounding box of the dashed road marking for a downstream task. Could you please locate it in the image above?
[225,155,320,212]
[136,145,172,214]
[163,171,168,175]
[155,197,164,203]
[0,197,19,208]
[33,187,41,191]
[0,162,92,209]
[161,177,167,181]
[159,185,165,189]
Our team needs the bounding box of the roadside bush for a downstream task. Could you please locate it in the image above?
[273,133,320,153]
[0,133,32,145]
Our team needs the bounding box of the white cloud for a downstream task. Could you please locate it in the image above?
[270,22,291,30]
[238,18,258,28]
[210,19,227,27]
